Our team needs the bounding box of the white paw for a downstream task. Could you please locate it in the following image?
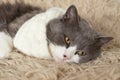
[0,32,13,58]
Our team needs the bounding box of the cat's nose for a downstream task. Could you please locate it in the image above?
[63,55,67,57]
[63,55,69,60]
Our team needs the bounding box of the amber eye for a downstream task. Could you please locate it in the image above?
[78,51,86,56]
[65,36,70,45]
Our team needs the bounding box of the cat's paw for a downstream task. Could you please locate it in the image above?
[0,51,9,58]
[0,32,13,58]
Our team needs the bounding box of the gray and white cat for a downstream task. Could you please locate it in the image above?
[0,3,113,63]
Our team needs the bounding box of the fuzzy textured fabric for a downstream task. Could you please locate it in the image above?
[0,0,120,80]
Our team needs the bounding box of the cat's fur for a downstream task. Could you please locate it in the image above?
[0,3,113,63]
[14,7,66,59]
[8,10,41,37]
[0,2,41,58]
[0,2,41,37]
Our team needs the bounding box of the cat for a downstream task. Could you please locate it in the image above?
[0,2,113,63]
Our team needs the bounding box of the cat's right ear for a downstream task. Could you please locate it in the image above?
[61,5,80,24]
[95,36,113,47]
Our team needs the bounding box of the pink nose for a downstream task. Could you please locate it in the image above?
[63,55,69,60]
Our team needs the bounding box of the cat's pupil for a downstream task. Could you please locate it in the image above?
[79,51,86,56]
[74,52,78,55]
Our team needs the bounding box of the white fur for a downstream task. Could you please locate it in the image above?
[49,43,79,63]
[0,32,13,58]
[49,43,66,61]
[14,7,65,59]
[65,54,80,63]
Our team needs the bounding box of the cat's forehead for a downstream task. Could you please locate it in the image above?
[52,18,80,26]
[48,17,99,40]
[51,18,81,34]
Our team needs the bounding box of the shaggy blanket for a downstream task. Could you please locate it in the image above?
[0,0,120,80]
[0,47,120,80]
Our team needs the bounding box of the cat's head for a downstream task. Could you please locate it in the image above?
[46,5,113,63]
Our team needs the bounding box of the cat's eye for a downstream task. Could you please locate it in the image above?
[65,36,70,45]
[75,51,86,56]
[79,51,86,56]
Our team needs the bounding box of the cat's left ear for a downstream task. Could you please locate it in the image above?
[61,5,80,24]
[95,36,113,46]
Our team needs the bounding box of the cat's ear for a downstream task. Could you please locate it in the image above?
[95,36,113,46]
[61,5,80,24]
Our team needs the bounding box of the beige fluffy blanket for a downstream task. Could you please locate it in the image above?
[0,0,120,80]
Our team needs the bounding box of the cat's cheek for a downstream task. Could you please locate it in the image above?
[71,54,80,63]
[49,43,66,61]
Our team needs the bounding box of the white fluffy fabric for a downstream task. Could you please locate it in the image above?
[13,7,65,59]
